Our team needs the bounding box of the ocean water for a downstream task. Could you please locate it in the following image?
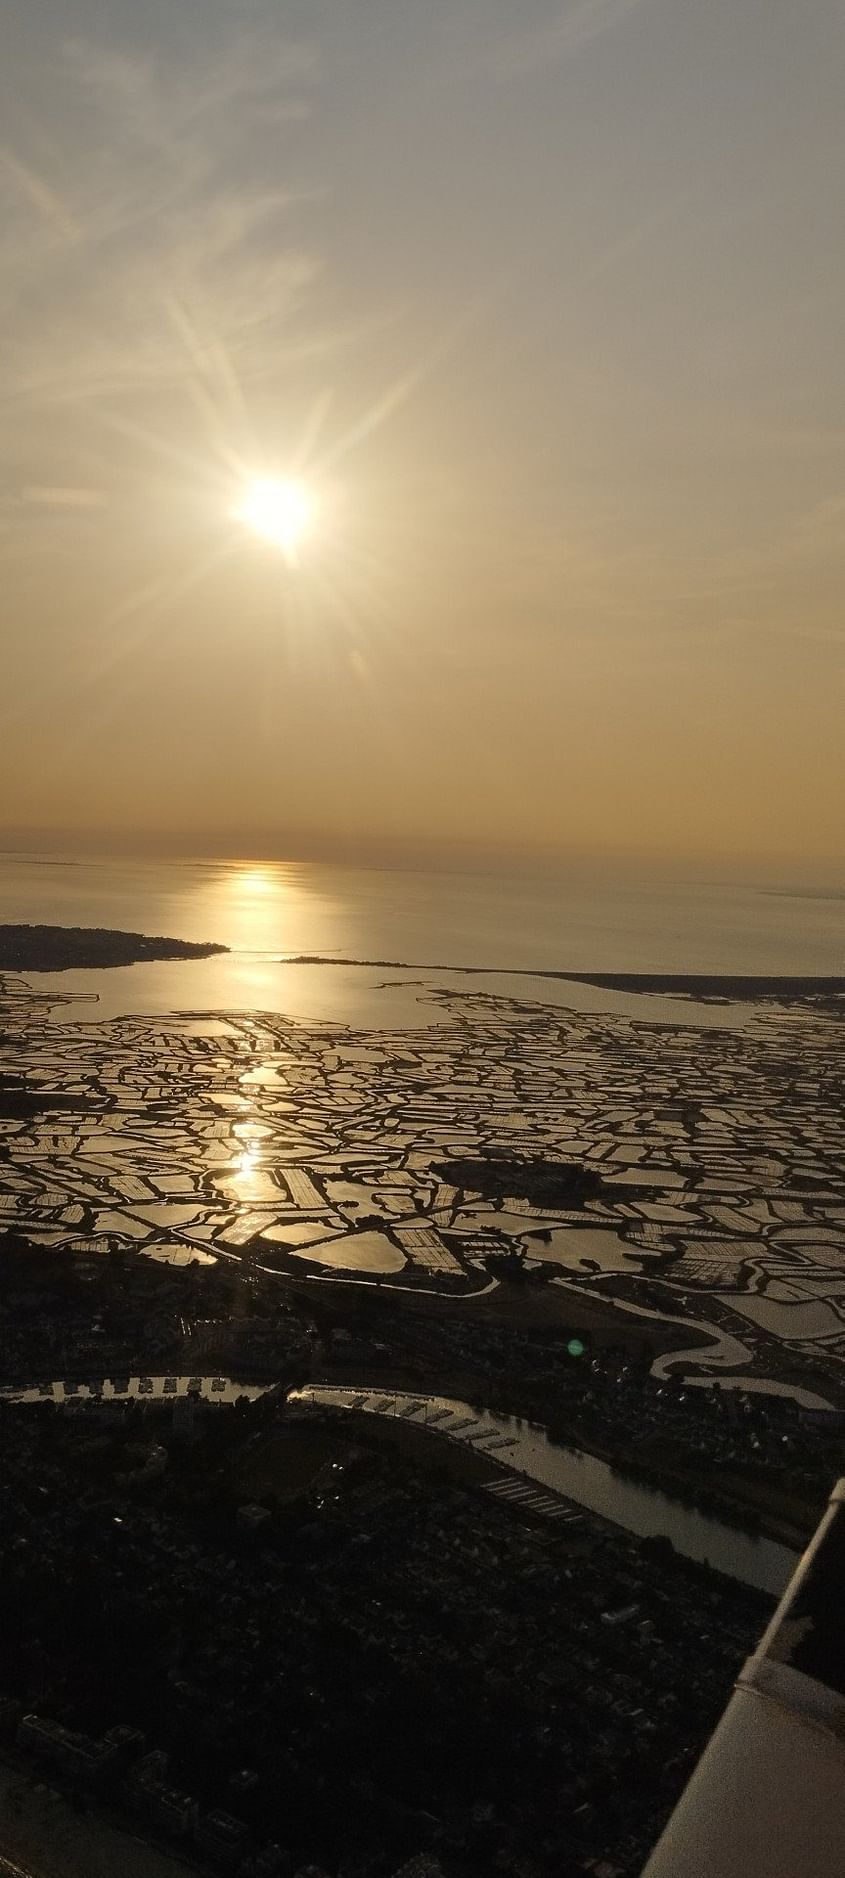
[0,852,841,1027]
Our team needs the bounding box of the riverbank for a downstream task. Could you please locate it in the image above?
[545,1425,815,1553]
[312,1350,824,1553]
[293,1384,798,1595]
[0,1363,802,1590]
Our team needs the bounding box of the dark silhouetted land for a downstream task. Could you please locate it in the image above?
[538,971,844,1002]
[0,925,227,971]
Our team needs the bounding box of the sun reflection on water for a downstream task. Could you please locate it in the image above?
[200,861,344,957]
[224,1141,280,1205]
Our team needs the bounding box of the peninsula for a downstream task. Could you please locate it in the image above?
[0,925,228,972]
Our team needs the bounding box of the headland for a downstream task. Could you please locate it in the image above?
[0,924,228,971]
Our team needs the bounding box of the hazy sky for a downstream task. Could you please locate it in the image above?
[2,1,843,877]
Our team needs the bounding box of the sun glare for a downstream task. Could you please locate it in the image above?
[236,476,314,557]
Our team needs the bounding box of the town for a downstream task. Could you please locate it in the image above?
[0,1386,770,1878]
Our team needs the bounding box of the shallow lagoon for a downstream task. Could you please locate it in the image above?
[33,957,765,1031]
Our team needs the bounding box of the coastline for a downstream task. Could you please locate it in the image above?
[285,956,845,1004]
[0,926,227,971]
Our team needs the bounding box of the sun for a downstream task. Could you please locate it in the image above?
[235,476,314,557]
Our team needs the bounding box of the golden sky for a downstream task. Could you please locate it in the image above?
[2,2,843,878]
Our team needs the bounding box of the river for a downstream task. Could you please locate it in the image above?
[292,1385,799,1596]
[2,1371,798,1592]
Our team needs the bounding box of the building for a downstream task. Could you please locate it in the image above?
[16,1714,118,1785]
[195,1808,249,1866]
[237,1501,272,1533]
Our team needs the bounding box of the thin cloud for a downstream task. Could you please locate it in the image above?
[0,19,324,513]
[491,0,653,79]
[0,149,81,241]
